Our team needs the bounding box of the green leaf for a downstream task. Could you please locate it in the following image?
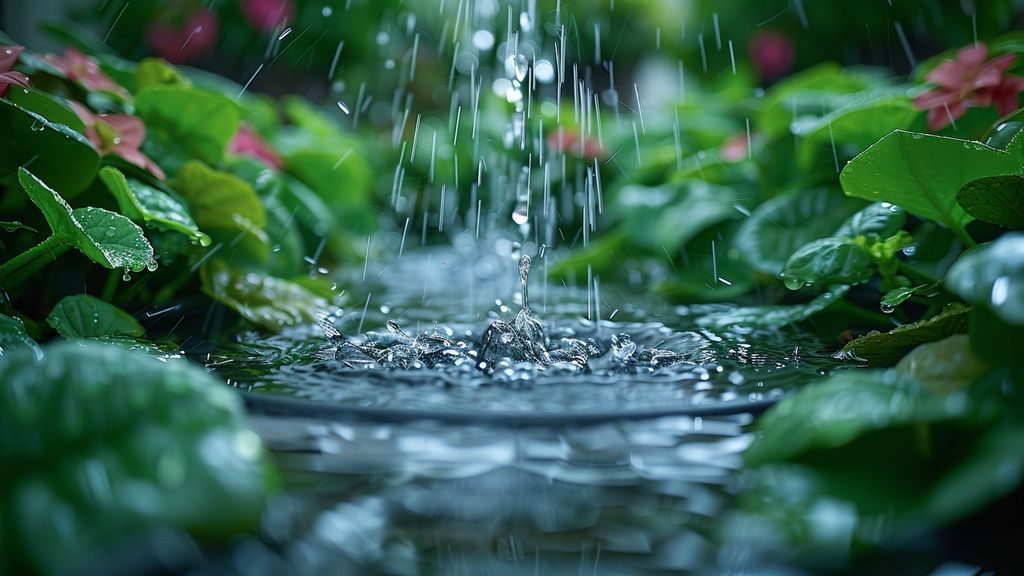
[0,221,37,234]
[0,313,41,360]
[695,285,849,331]
[134,85,241,166]
[616,181,740,251]
[840,130,1020,241]
[734,187,863,275]
[0,99,100,197]
[134,57,189,91]
[6,87,85,132]
[895,334,989,394]
[792,97,920,169]
[0,341,275,576]
[834,202,907,239]
[46,294,144,339]
[171,161,266,231]
[200,260,329,331]
[745,369,970,466]
[835,303,971,367]
[780,237,873,289]
[880,281,942,309]
[967,305,1024,368]
[956,176,1024,230]
[99,166,211,246]
[18,168,157,272]
[946,233,1024,326]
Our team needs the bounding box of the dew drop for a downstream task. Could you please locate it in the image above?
[782,276,805,290]
[880,302,895,314]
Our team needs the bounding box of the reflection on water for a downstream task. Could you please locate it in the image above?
[199,240,842,574]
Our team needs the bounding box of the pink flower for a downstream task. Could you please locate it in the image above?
[721,132,750,162]
[547,128,604,159]
[749,31,795,81]
[69,101,165,180]
[146,8,219,64]
[242,0,295,33]
[914,44,1024,130]
[43,47,126,96]
[0,44,30,97]
[228,124,282,169]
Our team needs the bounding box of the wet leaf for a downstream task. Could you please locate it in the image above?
[6,87,85,132]
[200,260,329,332]
[171,161,266,232]
[956,175,1024,230]
[696,285,849,330]
[135,85,241,166]
[792,97,919,168]
[834,202,907,239]
[780,237,873,289]
[19,168,156,272]
[895,334,989,394]
[0,313,41,360]
[99,166,210,246]
[745,369,970,466]
[615,181,740,251]
[946,233,1024,326]
[880,281,942,309]
[0,98,99,197]
[840,130,1020,241]
[134,57,189,91]
[46,294,144,339]
[734,187,863,275]
[0,341,275,576]
[835,303,971,367]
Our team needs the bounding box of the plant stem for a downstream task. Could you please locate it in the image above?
[101,269,121,303]
[0,236,66,284]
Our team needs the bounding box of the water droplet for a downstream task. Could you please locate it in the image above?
[146,260,158,272]
[782,276,805,290]
[122,271,131,281]
[512,200,529,225]
[105,227,116,237]
[321,6,333,17]
[278,27,293,41]
[880,302,895,313]
[30,119,45,132]
[472,29,495,51]
[337,101,350,114]
[504,54,529,82]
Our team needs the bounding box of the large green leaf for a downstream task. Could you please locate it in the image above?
[0,313,41,360]
[6,87,85,132]
[616,181,740,252]
[134,85,241,166]
[840,130,1021,241]
[780,237,873,289]
[200,260,329,331]
[895,334,989,394]
[0,341,275,576]
[745,369,970,466]
[99,166,211,246]
[734,187,862,275]
[171,161,266,231]
[956,176,1024,230]
[946,233,1024,326]
[835,303,971,367]
[695,285,849,331]
[46,294,144,339]
[0,98,99,197]
[792,97,920,169]
[19,168,157,272]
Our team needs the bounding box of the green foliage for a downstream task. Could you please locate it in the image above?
[840,130,1021,243]
[99,166,211,246]
[696,285,849,330]
[0,342,276,575]
[956,175,1024,230]
[835,303,971,367]
[18,168,156,273]
[46,294,144,339]
[0,314,42,359]
[200,260,331,332]
[946,233,1024,325]
[134,85,241,167]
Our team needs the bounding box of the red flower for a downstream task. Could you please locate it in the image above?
[914,44,1024,130]
[146,8,219,64]
[69,101,165,180]
[547,128,603,159]
[749,31,795,81]
[228,124,282,169]
[0,44,30,97]
[43,47,126,96]
[242,0,295,33]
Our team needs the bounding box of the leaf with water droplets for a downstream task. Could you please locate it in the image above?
[695,285,849,331]
[99,166,211,246]
[840,130,1020,241]
[0,313,41,360]
[880,281,942,310]
[956,175,1024,230]
[780,237,873,289]
[0,98,99,197]
[946,233,1024,326]
[200,260,329,332]
[0,341,275,575]
[18,168,156,272]
[835,303,971,367]
[734,186,863,275]
[835,202,907,239]
[46,294,144,340]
